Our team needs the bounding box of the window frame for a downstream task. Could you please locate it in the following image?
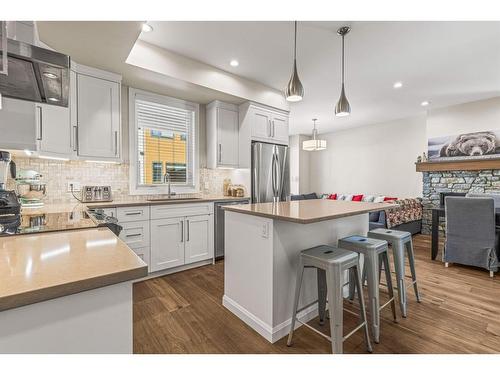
[128,87,199,195]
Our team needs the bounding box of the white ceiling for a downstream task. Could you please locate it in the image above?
[140,21,500,135]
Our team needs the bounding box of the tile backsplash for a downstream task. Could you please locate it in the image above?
[7,157,249,204]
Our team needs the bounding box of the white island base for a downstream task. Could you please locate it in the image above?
[0,281,133,354]
[223,210,369,343]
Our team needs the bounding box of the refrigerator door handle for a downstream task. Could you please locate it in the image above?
[278,146,288,201]
[272,151,279,201]
[252,143,262,203]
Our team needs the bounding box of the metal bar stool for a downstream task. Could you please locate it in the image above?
[338,236,397,343]
[368,228,421,317]
[287,245,373,354]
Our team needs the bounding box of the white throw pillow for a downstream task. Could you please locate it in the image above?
[373,196,385,203]
[337,194,346,200]
[362,195,375,202]
[344,194,354,201]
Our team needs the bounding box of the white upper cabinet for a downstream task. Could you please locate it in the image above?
[71,63,121,161]
[36,103,72,157]
[249,107,272,141]
[238,102,290,168]
[206,101,239,168]
[270,113,289,144]
[0,98,37,151]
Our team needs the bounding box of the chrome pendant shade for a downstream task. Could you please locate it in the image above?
[335,26,351,117]
[303,119,327,151]
[285,21,304,102]
[335,84,351,117]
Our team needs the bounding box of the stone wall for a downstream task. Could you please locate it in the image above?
[421,169,500,234]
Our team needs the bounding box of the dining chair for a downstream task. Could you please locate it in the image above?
[444,197,499,277]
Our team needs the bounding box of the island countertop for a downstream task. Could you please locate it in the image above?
[223,199,397,224]
[0,227,148,312]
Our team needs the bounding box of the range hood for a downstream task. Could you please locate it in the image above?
[0,22,70,107]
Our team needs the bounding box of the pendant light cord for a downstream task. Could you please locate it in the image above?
[341,33,345,85]
[294,21,297,61]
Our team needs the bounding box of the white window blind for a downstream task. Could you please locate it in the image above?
[135,98,195,187]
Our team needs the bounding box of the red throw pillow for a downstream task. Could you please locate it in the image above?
[328,193,337,200]
[352,194,363,201]
[384,197,398,201]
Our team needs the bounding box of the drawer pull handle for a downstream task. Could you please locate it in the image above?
[125,233,142,238]
[125,212,142,216]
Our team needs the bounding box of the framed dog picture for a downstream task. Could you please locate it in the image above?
[428,130,500,161]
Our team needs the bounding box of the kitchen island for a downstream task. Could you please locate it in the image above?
[223,199,395,343]
[0,227,147,353]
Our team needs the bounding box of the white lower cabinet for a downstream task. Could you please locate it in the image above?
[150,217,185,272]
[96,203,214,274]
[150,203,214,273]
[130,246,151,271]
[184,214,213,265]
[119,220,150,249]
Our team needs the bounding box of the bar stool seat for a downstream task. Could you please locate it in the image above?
[368,228,421,318]
[338,236,397,343]
[287,245,373,354]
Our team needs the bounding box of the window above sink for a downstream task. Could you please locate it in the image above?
[128,88,200,195]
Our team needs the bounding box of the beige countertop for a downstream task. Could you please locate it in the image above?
[223,199,397,224]
[22,195,249,216]
[0,227,148,312]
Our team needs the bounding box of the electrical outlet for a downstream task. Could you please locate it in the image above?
[67,181,81,192]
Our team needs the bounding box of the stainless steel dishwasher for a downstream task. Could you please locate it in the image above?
[214,198,250,259]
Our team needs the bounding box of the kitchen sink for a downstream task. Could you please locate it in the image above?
[146,197,203,202]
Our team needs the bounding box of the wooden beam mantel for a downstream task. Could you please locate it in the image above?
[416,159,500,172]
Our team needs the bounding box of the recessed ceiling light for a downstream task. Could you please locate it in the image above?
[142,23,153,33]
[43,72,57,79]
[47,97,59,102]
[230,59,239,67]
[393,81,403,89]
[421,101,430,107]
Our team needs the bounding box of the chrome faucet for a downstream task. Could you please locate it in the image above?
[163,172,176,198]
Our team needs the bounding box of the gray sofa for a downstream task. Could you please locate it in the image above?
[369,210,422,235]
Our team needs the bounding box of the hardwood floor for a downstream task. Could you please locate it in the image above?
[133,235,500,354]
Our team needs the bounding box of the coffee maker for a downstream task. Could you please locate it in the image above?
[0,151,21,234]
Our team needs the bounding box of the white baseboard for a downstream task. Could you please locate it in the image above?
[222,295,319,343]
[134,259,213,283]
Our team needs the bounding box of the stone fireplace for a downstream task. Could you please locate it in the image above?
[421,169,500,234]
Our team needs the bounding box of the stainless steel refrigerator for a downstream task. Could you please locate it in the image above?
[251,141,290,203]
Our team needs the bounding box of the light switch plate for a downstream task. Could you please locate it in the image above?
[261,223,269,239]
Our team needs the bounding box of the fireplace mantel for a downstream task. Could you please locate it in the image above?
[416,159,500,172]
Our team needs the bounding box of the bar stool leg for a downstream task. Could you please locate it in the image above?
[317,269,327,325]
[393,241,408,318]
[353,263,373,353]
[287,258,305,347]
[364,251,380,343]
[382,252,398,322]
[348,268,356,301]
[326,266,344,354]
[406,240,421,303]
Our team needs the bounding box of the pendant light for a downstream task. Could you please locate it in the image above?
[335,26,351,117]
[303,119,327,151]
[285,21,304,102]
